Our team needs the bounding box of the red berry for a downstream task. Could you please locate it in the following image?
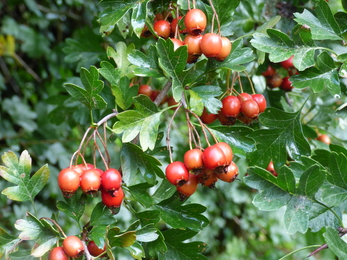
[280,77,293,92]
[241,99,260,119]
[171,16,183,35]
[218,110,237,125]
[202,145,228,170]
[62,236,84,258]
[266,161,278,177]
[202,174,218,188]
[200,33,222,58]
[316,134,331,145]
[165,161,189,186]
[262,65,275,77]
[167,96,179,109]
[217,161,238,183]
[87,241,106,257]
[101,187,124,208]
[200,108,218,124]
[101,168,122,192]
[237,93,252,104]
[251,94,267,113]
[221,95,241,117]
[237,113,254,125]
[215,37,232,61]
[48,247,68,260]
[138,84,153,97]
[154,20,171,39]
[80,169,101,195]
[184,34,202,55]
[215,142,233,165]
[177,173,198,197]
[58,168,80,198]
[266,74,283,89]
[170,38,184,51]
[281,56,294,70]
[72,163,94,176]
[184,148,204,171]
[184,9,207,35]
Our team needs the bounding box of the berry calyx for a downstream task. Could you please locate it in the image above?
[176,173,198,197]
[202,145,228,171]
[241,99,260,119]
[101,168,122,192]
[184,9,207,35]
[58,168,80,198]
[183,148,204,171]
[62,236,84,258]
[87,241,106,257]
[200,108,218,124]
[200,33,222,58]
[48,247,69,260]
[217,161,238,183]
[153,20,171,39]
[165,161,189,186]
[101,187,124,209]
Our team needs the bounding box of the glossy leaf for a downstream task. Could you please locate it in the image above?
[248,107,311,169]
[90,202,118,226]
[136,225,159,242]
[324,227,347,259]
[112,76,138,110]
[297,165,325,198]
[291,52,340,96]
[131,1,151,38]
[127,182,155,208]
[107,43,135,79]
[0,228,21,259]
[284,196,312,235]
[56,193,86,223]
[189,85,222,115]
[294,0,342,41]
[98,61,121,85]
[147,229,167,257]
[0,150,49,202]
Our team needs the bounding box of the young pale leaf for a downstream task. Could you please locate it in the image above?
[0,150,49,202]
[136,225,159,242]
[111,76,138,110]
[56,193,86,223]
[207,39,255,72]
[120,143,163,186]
[107,43,135,79]
[294,0,342,41]
[324,227,347,259]
[248,107,311,169]
[159,229,208,260]
[128,46,163,78]
[290,52,340,96]
[113,96,163,151]
[0,228,21,259]
[156,38,188,101]
[251,28,318,71]
[109,230,137,248]
[284,196,312,235]
[189,85,222,115]
[64,66,107,109]
[131,1,151,37]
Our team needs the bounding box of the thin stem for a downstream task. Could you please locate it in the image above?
[95,130,110,169]
[244,70,255,94]
[189,111,211,146]
[94,132,109,170]
[237,73,244,93]
[166,103,183,163]
[82,241,92,260]
[192,0,196,9]
[314,199,343,227]
[188,0,191,10]
[208,0,220,35]
[211,13,215,34]
[279,245,321,260]
[185,110,193,150]
[40,217,67,238]
[31,200,38,216]
[13,53,42,83]
[154,81,172,106]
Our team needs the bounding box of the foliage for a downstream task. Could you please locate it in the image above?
[0,0,347,259]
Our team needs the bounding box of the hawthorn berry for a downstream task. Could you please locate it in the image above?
[153,20,171,39]
[218,110,237,126]
[215,142,233,165]
[217,161,238,183]
[58,168,80,198]
[62,236,84,258]
[280,77,293,92]
[316,134,331,145]
[183,148,204,171]
[262,65,276,77]
[80,169,101,195]
[171,16,183,35]
[184,9,207,35]
[48,247,68,260]
[165,161,189,186]
[184,34,202,55]
[237,93,252,104]
[202,145,228,171]
[221,95,241,117]
[266,161,278,177]
[176,173,199,197]
[101,187,124,209]
[101,168,122,192]
[266,73,283,89]
[202,174,218,188]
[281,56,294,70]
[138,84,153,97]
[200,108,218,124]
[215,37,232,61]
[72,163,94,176]
[87,241,106,257]
[251,94,267,113]
[241,99,260,119]
[200,33,222,58]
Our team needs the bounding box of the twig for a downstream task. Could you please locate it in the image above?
[166,103,183,163]
[154,81,172,106]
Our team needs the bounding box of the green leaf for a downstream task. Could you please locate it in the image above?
[297,165,325,198]
[294,1,342,41]
[156,38,188,101]
[127,241,146,260]
[90,202,117,226]
[327,152,347,190]
[179,59,208,88]
[212,0,241,36]
[248,107,311,169]
[147,229,167,257]
[131,1,151,38]
[112,76,138,110]
[128,182,155,208]
[107,43,135,79]
[308,200,341,232]
[206,39,255,72]
[155,195,209,232]
[0,150,50,202]
[290,52,341,96]
[64,66,107,110]
[113,95,164,151]
[128,46,163,78]
[159,229,208,260]
[89,226,107,251]
[208,126,255,158]
[324,227,347,259]
[120,143,163,185]
[284,196,312,235]
[98,61,121,85]
[152,179,177,202]
[137,210,160,227]
[251,28,318,71]
[136,225,159,242]
[188,90,204,116]
[109,230,137,248]
[189,85,223,115]
[56,193,86,223]
[0,228,21,258]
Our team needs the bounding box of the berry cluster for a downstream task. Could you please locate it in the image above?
[262,56,297,91]
[49,236,106,259]
[165,142,238,199]
[200,93,267,126]
[148,8,231,63]
[58,164,124,210]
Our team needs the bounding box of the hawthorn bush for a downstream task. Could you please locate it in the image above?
[1,0,347,259]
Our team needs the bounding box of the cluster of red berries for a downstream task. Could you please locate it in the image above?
[148,9,231,63]
[49,236,106,259]
[200,92,267,126]
[57,163,124,210]
[165,142,238,198]
[262,56,297,91]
